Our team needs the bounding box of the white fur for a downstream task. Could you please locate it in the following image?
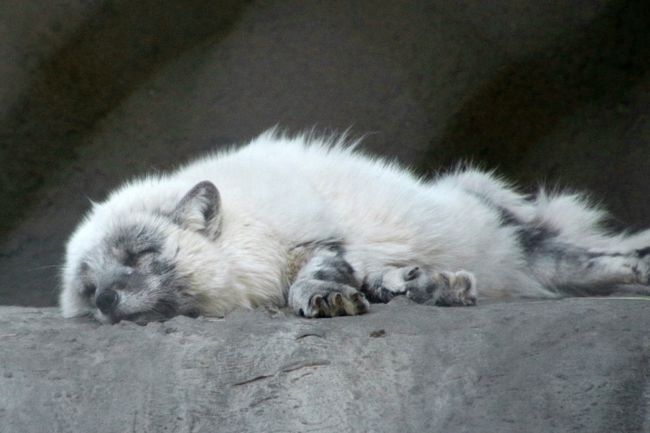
[60,129,650,318]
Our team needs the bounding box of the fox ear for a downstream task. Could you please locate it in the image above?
[172,181,222,238]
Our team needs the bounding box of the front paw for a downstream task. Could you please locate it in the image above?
[362,266,426,303]
[433,270,477,307]
[288,279,369,318]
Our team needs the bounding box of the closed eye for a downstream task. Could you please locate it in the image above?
[136,247,159,256]
[125,247,159,267]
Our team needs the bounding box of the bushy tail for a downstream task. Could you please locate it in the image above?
[441,167,650,296]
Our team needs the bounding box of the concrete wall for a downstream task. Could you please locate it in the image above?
[1,0,649,307]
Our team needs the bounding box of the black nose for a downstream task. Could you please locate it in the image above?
[96,289,119,314]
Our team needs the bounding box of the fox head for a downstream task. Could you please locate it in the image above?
[60,180,227,324]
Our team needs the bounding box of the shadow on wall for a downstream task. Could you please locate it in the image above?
[420,0,650,186]
[0,0,249,240]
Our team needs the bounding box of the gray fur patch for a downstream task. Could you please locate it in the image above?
[79,221,198,323]
[497,206,521,227]
[516,224,559,254]
[292,238,355,285]
[288,240,368,318]
[466,190,522,227]
[636,247,650,257]
[106,224,164,265]
[360,275,390,303]
[312,257,356,286]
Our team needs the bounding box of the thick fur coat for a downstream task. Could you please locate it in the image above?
[60,130,650,323]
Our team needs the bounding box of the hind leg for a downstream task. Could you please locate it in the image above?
[361,266,478,306]
[524,229,650,292]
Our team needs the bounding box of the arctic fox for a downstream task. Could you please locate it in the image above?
[61,130,650,324]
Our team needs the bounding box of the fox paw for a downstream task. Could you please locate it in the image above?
[289,279,369,318]
[362,267,477,307]
[432,270,477,307]
[361,266,424,302]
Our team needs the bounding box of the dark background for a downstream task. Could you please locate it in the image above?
[1,0,649,307]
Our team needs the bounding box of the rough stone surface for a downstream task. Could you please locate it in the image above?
[0,298,648,433]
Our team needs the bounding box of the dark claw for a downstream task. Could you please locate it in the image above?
[405,266,421,281]
[327,292,347,316]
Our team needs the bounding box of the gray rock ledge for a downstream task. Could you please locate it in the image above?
[0,298,648,433]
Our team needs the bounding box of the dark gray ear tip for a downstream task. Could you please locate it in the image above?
[187,181,221,207]
[192,181,219,196]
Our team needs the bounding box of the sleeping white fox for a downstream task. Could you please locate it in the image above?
[60,130,650,324]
